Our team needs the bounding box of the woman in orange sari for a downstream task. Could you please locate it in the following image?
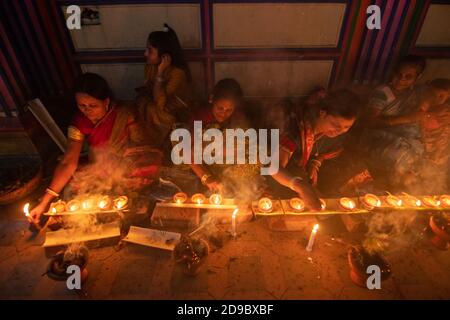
[28,73,162,223]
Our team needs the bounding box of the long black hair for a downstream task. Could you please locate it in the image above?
[147,23,191,81]
[73,73,112,100]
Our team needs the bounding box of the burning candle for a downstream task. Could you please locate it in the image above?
[258,197,273,213]
[440,195,450,208]
[363,194,381,209]
[339,197,356,211]
[191,193,206,205]
[114,196,128,210]
[306,224,319,252]
[97,196,111,210]
[386,195,402,208]
[231,208,238,238]
[422,196,440,208]
[209,193,222,205]
[173,192,188,204]
[67,200,81,212]
[289,197,305,212]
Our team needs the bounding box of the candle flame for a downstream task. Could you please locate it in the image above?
[23,203,30,217]
[51,207,57,214]
[232,208,238,218]
[313,224,319,232]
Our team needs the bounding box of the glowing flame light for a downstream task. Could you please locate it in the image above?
[98,196,110,210]
[320,199,327,211]
[173,192,188,204]
[340,197,356,210]
[423,196,440,208]
[191,193,206,205]
[363,194,381,208]
[289,197,305,212]
[209,193,223,205]
[387,195,402,207]
[258,197,273,212]
[67,200,81,212]
[114,196,128,210]
[23,203,30,217]
[440,195,450,208]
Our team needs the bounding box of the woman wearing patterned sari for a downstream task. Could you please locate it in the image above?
[28,73,162,223]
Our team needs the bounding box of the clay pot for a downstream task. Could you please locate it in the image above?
[429,214,450,250]
[173,236,209,276]
[347,246,391,288]
[47,246,89,283]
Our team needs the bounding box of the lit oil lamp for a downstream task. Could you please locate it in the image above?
[191,193,206,205]
[50,200,66,214]
[289,197,305,212]
[422,196,440,208]
[67,200,81,212]
[173,192,188,204]
[258,197,273,213]
[440,195,450,208]
[402,193,421,207]
[114,196,128,210]
[362,194,381,209]
[81,198,95,211]
[386,195,402,208]
[209,193,222,205]
[97,196,111,210]
[320,199,327,211]
[339,197,356,211]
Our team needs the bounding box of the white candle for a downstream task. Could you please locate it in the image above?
[231,208,238,239]
[306,224,319,252]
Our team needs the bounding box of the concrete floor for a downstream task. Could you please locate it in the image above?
[0,199,449,300]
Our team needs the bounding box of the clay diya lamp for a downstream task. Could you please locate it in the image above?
[362,194,381,210]
[191,193,206,205]
[289,197,305,212]
[67,200,81,213]
[386,195,402,208]
[439,195,450,208]
[113,196,128,210]
[402,194,422,208]
[49,200,66,215]
[46,246,89,283]
[97,195,111,210]
[347,246,391,288]
[209,193,223,205]
[429,213,450,250]
[422,196,441,208]
[339,197,356,211]
[258,197,273,213]
[173,192,188,204]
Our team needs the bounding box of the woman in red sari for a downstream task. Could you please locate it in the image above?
[28,73,162,223]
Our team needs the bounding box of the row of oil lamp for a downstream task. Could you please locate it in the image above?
[172,192,223,205]
[257,194,450,213]
[23,195,129,217]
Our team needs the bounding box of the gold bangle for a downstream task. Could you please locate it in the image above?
[45,188,59,198]
[201,174,211,186]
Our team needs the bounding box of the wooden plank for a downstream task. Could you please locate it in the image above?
[122,226,181,251]
[43,222,121,247]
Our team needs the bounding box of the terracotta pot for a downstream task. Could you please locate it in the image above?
[347,246,391,288]
[429,214,450,250]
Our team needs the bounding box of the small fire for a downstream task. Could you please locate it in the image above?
[191,193,206,205]
[23,203,30,217]
[67,200,81,212]
[114,196,128,210]
[98,196,110,210]
[313,223,319,232]
[363,194,381,208]
[289,197,305,212]
[320,199,326,211]
[386,195,402,207]
[339,197,356,210]
[82,198,94,211]
[173,192,188,204]
[258,197,273,213]
[440,195,450,208]
[422,196,440,208]
[209,193,222,205]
